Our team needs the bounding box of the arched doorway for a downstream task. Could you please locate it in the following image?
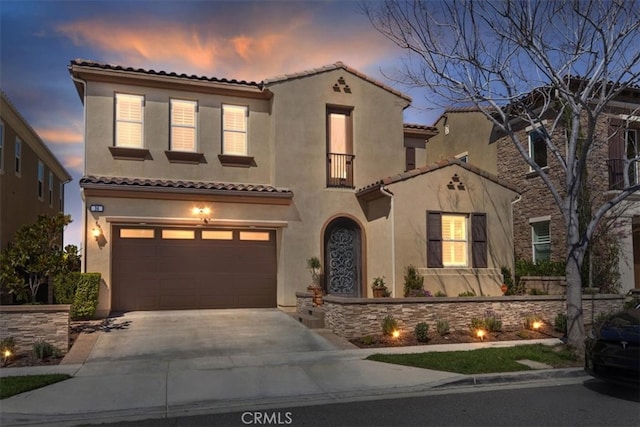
[324,217,362,297]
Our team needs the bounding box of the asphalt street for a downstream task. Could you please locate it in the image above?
[85,378,640,427]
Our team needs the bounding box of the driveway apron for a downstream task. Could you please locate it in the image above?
[84,308,336,363]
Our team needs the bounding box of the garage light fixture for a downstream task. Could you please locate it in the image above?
[192,206,212,224]
[92,222,103,240]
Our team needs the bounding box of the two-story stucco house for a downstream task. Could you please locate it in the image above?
[0,90,72,303]
[69,60,518,316]
[425,89,640,293]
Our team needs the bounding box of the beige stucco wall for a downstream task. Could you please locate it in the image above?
[265,69,409,302]
[83,81,272,184]
[363,164,517,297]
[427,112,496,173]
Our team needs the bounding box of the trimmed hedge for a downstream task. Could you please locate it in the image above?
[54,272,100,320]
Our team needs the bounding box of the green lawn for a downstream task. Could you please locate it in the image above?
[0,374,71,399]
[366,344,580,375]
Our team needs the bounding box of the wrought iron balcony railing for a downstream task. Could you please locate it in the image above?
[327,153,355,188]
[607,158,639,190]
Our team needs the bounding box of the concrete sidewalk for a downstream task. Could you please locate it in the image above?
[0,332,586,427]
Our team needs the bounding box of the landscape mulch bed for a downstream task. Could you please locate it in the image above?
[1,319,107,369]
[349,327,565,348]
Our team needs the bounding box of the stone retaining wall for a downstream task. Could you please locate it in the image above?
[317,294,623,339]
[0,305,70,355]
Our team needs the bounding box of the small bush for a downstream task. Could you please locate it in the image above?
[1,337,16,354]
[406,288,433,297]
[403,265,424,297]
[554,313,567,333]
[414,322,430,343]
[72,273,101,320]
[458,290,477,297]
[524,315,543,330]
[32,340,61,360]
[436,320,450,336]
[360,335,376,346]
[469,317,485,331]
[434,291,447,297]
[382,314,399,336]
[54,272,80,304]
[485,316,503,332]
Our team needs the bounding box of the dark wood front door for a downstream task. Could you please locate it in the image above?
[112,226,276,311]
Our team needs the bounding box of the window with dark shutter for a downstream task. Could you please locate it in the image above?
[471,213,487,268]
[405,147,416,171]
[427,211,443,268]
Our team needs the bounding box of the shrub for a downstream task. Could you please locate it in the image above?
[469,317,485,331]
[0,337,16,354]
[414,322,430,342]
[32,340,61,360]
[524,315,543,330]
[484,316,503,332]
[360,335,376,346]
[434,291,447,297]
[403,265,424,297]
[554,312,567,333]
[458,290,476,297]
[436,319,450,336]
[382,314,399,336]
[54,272,101,320]
[528,288,549,296]
[406,288,433,297]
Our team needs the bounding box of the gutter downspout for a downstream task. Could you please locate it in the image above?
[379,186,396,296]
[70,73,88,273]
[510,194,523,276]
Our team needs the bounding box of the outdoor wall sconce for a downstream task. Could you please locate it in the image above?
[192,206,212,224]
[92,222,103,241]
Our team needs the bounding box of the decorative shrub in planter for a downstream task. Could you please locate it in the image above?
[372,276,388,298]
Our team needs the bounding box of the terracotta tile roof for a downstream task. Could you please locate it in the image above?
[403,123,438,135]
[356,158,519,198]
[70,59,263,88]
[80,175,293,196]
[263,61,412,102]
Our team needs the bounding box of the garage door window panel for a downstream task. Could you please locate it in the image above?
[202,230,234,240]
[162,229,195,239]
[120,229,155,239]
[239,231,271,241]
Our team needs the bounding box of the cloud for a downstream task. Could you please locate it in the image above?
[37,128,83,145]
[62,154,84,173]
[55,9,399,82]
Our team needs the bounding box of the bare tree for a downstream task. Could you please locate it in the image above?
[366,0,640,349]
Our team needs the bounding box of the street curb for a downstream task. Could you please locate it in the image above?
[433,367,588,388]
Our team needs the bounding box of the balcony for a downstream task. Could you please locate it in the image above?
[327,153,355,188]
[608,158,639,190]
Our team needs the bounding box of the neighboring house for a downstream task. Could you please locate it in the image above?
[0,90,72,302]
[425,90,640,293]
[69,60,518,316]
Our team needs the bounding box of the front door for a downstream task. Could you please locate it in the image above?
[324,217,362,297]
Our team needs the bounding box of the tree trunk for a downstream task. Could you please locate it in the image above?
[565,245,585,352]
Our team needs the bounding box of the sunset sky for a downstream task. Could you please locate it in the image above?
[0,0,440,247]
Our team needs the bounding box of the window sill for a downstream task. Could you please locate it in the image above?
[526,166,549,178]
[164,151,206,164]
[108,146,152,161]
[217,154,257,168]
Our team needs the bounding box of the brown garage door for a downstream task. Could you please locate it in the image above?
[112,226,276,311]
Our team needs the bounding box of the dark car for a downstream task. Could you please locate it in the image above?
[585,305,640,388]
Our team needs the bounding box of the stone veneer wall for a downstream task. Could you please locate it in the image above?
[296,293,314,312]
[319,294,623,339]
[0,305,70,355]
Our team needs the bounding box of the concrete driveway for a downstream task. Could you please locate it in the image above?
[85,308,337,364]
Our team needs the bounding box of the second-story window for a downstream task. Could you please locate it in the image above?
[15,138,21,175]
[222,104,248,156]
[37,160,44,200]
[59,182,64,211]
[171,99,197,152]
[115,93,144,148]
[327,107,354,188]
[48,171,54,207]
[528,129,547,170]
